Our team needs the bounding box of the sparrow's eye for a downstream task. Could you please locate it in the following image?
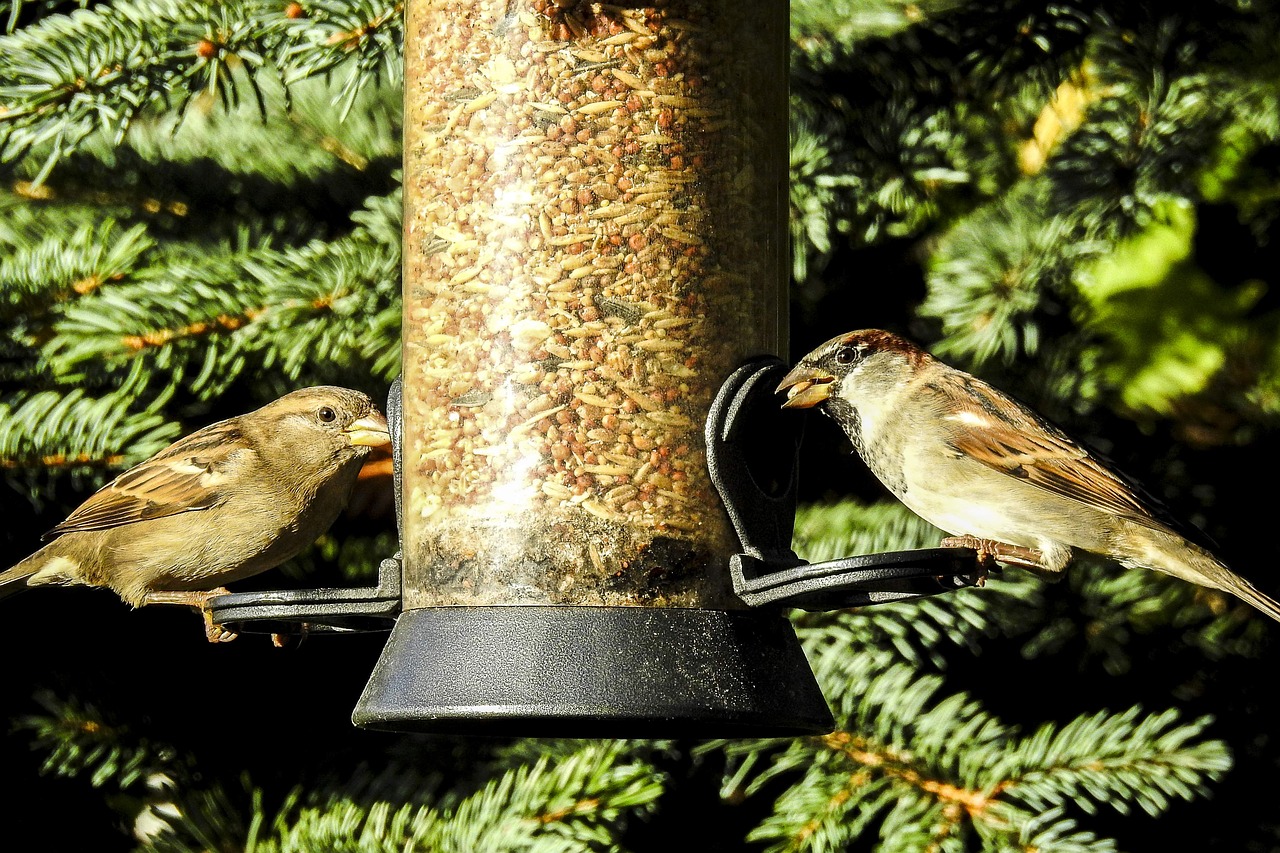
[318,406,337,423]
[834,346,858,366]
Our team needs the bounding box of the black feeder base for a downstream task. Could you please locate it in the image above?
[351,605,834,738]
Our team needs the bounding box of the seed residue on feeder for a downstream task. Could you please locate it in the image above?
[402,0,784,607]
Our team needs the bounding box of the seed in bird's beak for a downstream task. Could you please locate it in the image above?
[345,411,392,447]
[776,366,835,410]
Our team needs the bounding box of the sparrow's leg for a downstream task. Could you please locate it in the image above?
[141,588,238,643]
[940,536,1046,572]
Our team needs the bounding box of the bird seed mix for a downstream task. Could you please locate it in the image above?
[401,0,786,607]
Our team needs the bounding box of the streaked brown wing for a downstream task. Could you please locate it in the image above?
[43,419,247,540]
[939,373,1156,521]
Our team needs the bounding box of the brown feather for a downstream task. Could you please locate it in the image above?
[42,420,251,540]
[939,373,1161,523]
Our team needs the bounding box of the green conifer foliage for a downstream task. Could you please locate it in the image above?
[4,0,1280,849]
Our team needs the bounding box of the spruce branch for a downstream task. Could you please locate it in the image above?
[0,0,281,180]
[0,219,154,320]
[922,184,1103,367]
[0,387,180,489]
[246,741,663,853]
[994,706,1231,819]
[277,0,404,121]
[719,662,1229,852]
[13,688,180,791]
[0,0,402,177]
[41,250,269,396]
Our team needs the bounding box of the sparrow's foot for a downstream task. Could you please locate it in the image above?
[141,588,238,643]
[940,536,1045,573]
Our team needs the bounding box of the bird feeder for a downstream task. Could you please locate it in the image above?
[210,0,981,736]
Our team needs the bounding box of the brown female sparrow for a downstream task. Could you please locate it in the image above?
[776,329,1280,623]
[0,386,392,641]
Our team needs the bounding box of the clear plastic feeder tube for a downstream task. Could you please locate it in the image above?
[401,0,787,609]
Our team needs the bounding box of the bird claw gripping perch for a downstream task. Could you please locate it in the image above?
[706,358,984,610]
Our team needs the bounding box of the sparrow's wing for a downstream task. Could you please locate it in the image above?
[43,419,249,539]
[936,372,1186,530]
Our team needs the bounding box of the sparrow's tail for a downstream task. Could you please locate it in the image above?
[0,547,80,601]
[1127,532,1280,624]
[0,561,38,600]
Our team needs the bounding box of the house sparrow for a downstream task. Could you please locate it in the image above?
[0,386,392,641]
[776,329,1280,623]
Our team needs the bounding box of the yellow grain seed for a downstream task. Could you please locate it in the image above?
[652,170,694,184]
[622,14,650,35]
[618,384,661,411]
[660,227,704,245]
[527,393,556,412]
[610,68,645,89]
[661,362,696,377]
[581,498,625,521]
[441,102,466,135]
[570,47,608,62]
[654,95,696,108]
[613,209,655,226]
[584,463,631,477]
[636,338,683,352]
[605,485,639,505]
[450,265,482,285]
[514,404,566,433]
[575,392,617,408]
[561,360,596,370]
[530,101,568,114]
[576,99,622,115]
[542,481,573,500]
[464,91,498,113]
[599,31,637,45]
[602,451,640,467]
[590,204,631,219]
[648,410,692,427]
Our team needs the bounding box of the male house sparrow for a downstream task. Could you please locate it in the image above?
[776,329,1280,623]
[0,386,392,641]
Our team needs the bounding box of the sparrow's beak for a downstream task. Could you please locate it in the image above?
[776,365,836,410]
[344,411,392,448]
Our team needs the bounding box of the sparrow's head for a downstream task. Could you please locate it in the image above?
[258,386,392,461]
[776,329,927,410]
